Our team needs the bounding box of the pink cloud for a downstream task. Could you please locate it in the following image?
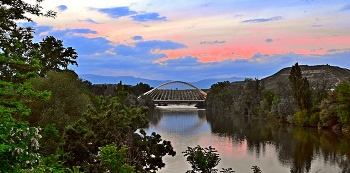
[158,36,350,63]
[56,20,350,64]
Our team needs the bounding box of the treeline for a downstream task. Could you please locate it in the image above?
[1,1,175,172]
[83,81,155,108]
[206,62,350,131]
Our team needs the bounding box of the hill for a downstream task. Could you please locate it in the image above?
[261,64,350,91]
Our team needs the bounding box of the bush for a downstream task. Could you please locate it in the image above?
[309,112,320,127]
[292,110,310,126]
[99,144,135,173]
[183,145,221,173]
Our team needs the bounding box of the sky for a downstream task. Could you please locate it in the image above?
[24,0,350,82]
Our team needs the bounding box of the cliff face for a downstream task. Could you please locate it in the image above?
[261,65,350,92]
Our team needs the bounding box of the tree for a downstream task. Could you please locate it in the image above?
[319,93,338,128]
[242,78,264,116]
[26,70,91,132]
[182,146,262,173]
[289,62,312,112]
[99,144,135,173]
[270,81,296,121]
[34,36,78,76]
[60,97,176,172]
[0,0,55,171]
[289,63,312,125]
[206,81,232,113]
[334,81,350,124]
[183,145,221,173]
[128,82,153,97]
[0,0,53,115]
[0,114,44,172]
[0,0,55,83]
[288,63,312,111]
[260,90,276,117]
[311,80,330,109]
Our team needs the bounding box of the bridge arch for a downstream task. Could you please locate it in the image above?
[139,81,207,103]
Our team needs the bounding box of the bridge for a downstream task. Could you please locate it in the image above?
[139,81,207,105]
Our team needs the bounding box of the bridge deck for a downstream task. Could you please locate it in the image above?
[149,89,205,100]
[140,81,207,104]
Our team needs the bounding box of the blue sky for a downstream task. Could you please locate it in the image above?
[25,0,350,82]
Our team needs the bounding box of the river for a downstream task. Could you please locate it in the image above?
[145,105,350,173]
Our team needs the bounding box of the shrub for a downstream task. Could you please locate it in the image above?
[292,110,309,126]
[183,145,221,173]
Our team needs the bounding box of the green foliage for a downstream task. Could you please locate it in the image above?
[262,90,275,107]
[206,79,264,116]
[39,124,61,156]
[260,90,276,117]
[99,144,135,173]
[137,95,155,108]
[133,129,176,172]
[242,78,264,115]
[0,78,50,117]
[0,0,56,171]
[34,36,78,76]
[309,112,320,127]
[183,145,221,173]
[0,0,55,84]
[292,110,309,126]
[116,81,129,100]
[60,97,175,172]
[289,62,312,112]
[319,94,338,128]
[127,82,155,108]
[334,81,350,124]
[0,114,43,172]
[206,81,233,113]
[288,63,313,126]
[26,70,91,131]
[128,82,153,97]
[35,154,67,172]
[311,80,330,109]
[182,145,262,173]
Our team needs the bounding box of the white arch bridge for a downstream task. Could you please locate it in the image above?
[139,81,207,105]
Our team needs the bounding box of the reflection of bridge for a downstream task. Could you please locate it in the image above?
[139,81,207,105]
[148,108,209,137]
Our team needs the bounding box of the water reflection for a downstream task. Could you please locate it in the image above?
[145,107,350,173]
[207,112,350,173]
[147,107,209,137]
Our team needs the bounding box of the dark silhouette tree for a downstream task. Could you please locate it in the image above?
[288,62,312,112]
[34,36,78,76]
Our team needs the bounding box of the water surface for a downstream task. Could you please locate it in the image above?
[145,106,350,173]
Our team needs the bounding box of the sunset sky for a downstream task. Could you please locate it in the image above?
[25,0,350,82]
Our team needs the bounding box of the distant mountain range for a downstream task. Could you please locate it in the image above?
[79,74,245,89]
[80,64,350,90]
